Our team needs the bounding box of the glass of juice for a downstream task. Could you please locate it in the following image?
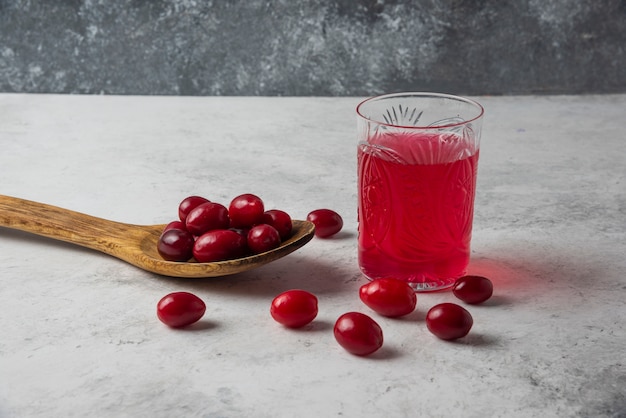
[356,92,484,291]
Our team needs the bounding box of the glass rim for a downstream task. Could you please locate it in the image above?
[356,92,485,130]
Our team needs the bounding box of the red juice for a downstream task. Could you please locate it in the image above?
[357,131,479,291]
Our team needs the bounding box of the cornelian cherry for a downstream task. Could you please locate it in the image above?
[426,303,473,340]
[262,209,293,240]
[247,224,281,254]
[334,312,383,356]
[185,202,230,236]
[157,229,195,261]
[359,278,417,317]
[178,196,210,222]
[157,292,206,328]
[229,194,265,228]
[307,209,343,238]
[193,229,247,262]
[270,290,318,328]
[163,220,187,233]
[453,275,493,304]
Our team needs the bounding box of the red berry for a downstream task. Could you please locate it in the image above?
[185,202,230,236]
[247,224,281,254]
[193,229,247,262]
[157,229,195,261]
[453,275,493,304]
[178,196,210,222]
[157,292,206,328]
[307,209,343,238]
[163,220,187,234]
[262,209,293,240]
[229,193,265,228]
[270,290,318,328]
[334,312,383,356]
[359,278,417,317]
[426,303,473,340]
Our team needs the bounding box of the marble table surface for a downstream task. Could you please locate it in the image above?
[0,93,624,418]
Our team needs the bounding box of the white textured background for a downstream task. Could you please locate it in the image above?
[0,94,624,417]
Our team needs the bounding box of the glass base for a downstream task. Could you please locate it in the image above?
[405,278,457,292]
[358,253,468,292]
[361,270,459,293]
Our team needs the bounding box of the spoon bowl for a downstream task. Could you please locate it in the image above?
[0,195,315,278]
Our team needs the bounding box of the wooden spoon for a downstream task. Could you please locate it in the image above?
[0,195,315,278]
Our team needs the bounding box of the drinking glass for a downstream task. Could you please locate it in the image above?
[356,92,484,291]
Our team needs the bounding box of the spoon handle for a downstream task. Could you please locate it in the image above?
[0,195,139,255]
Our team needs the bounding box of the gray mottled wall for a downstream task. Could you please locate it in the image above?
[1,0,625,96]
